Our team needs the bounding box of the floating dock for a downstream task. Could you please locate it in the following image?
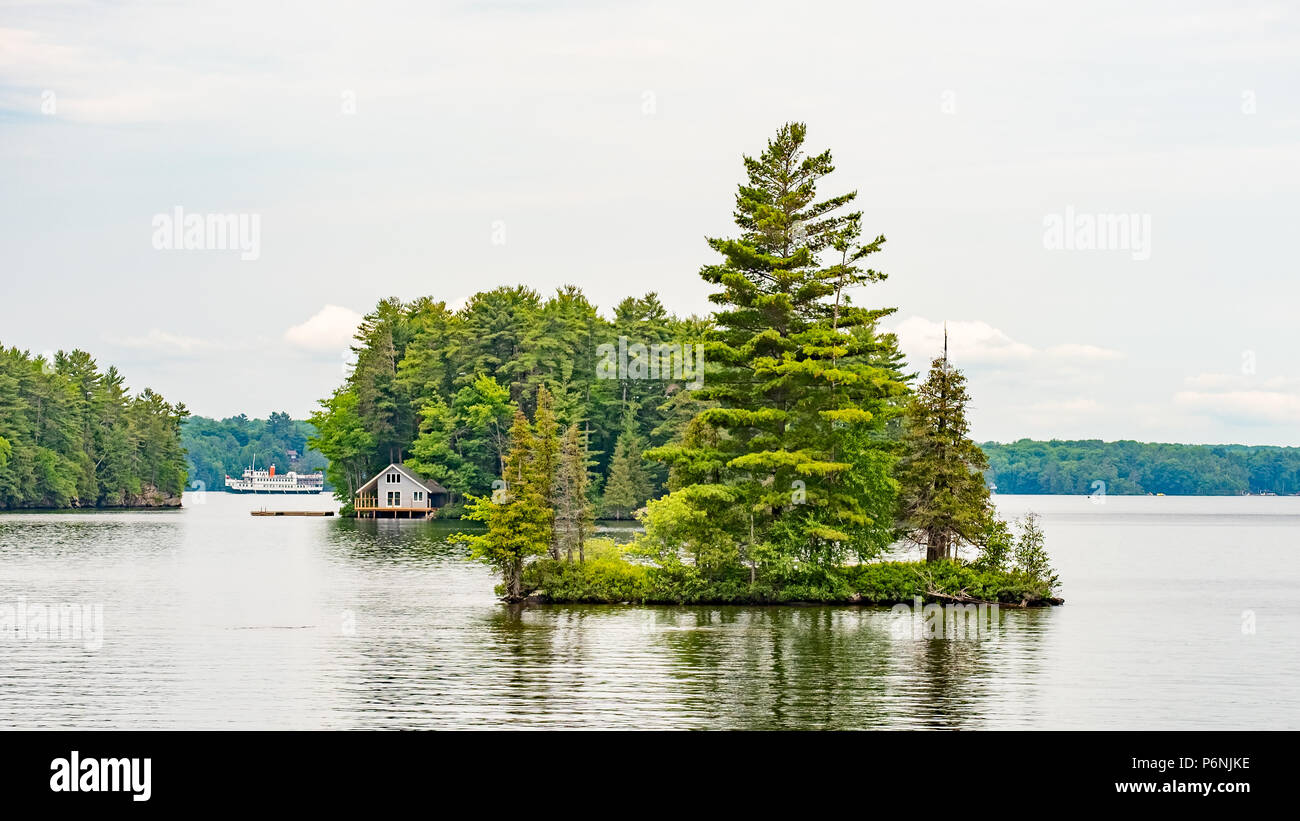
[251,510,335,517]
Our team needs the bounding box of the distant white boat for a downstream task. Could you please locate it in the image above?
[225,461,323,494]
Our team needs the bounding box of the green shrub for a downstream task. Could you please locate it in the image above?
[520,555,1061,606]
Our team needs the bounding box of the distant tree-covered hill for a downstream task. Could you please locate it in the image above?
[981,439,1300,496]
[183,413,329,492]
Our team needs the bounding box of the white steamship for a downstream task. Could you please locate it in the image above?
[225,458,324,494]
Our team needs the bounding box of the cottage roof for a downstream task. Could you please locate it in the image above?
[356,463,449,496]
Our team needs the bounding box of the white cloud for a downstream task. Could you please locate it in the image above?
[893,317,1033,365]
[283,305,363,352]
[1184,372,1300,391]
[1183,372,1243,390]
[1026,398,1103,414]
[892,316,1122,368]
[106,328,215,355]
[1174,390,1300,425]
[1045,343,1125,361]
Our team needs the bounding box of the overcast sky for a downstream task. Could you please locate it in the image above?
[2,0,1298,444]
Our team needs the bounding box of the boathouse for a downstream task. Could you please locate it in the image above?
[353,463,450,518]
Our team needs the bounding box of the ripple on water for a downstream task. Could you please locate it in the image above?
[0,494,1298,728]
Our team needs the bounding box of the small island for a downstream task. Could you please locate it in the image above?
[308,123,1062,607]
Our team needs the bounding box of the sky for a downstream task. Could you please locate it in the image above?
[1,0,1298,445]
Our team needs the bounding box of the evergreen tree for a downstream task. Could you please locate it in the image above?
[0,345,187,509]
[1012,512,1058,592]
[350,298,419,464]
[553,424,594,562]
[403,374,513,502]
[395,297,457,404]
[508,286,606,423]
[647,122,907,569]
[531,385,561,556]
[455,410,551,600]
[601,405,653,519]
[450,286,541,399]
[895,332,995,562]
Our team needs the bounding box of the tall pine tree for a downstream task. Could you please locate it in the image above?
[647,122,907,570]
[895,330,995,562]
[553,424,594,562]
[531,385,561,557]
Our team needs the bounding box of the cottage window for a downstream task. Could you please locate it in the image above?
[386,491,400,506]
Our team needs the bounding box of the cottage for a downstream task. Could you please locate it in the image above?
[353,463,450,519]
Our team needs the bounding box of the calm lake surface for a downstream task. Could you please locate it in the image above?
[0,493,1296,729]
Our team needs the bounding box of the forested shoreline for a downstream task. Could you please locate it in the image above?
[982,440,1300,496]
[0,346,188,509]
[183,413,328,492]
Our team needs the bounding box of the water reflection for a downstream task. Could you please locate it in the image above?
[0,493,1296,728]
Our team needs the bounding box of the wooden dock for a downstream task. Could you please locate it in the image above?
[353,504,438,519]
[251,510,335,517]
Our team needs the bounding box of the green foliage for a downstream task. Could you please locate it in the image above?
[452,410,552,600]
[531,385,561,556]
[552,424,595,561]
[599,404,653,519]
[522,554,1057,606]
[646,121,909,572]
[972,517,1013,572]
[308,388,375,499]
[305,122,1061,604]
[0,345,187,509]
[982,439,1300,496]
[183,412,326,492]
[307,286,703,512]
[1011,512,1058,594]
[636,483,743,575]
[896,345,996,561]
[406,374,513,502]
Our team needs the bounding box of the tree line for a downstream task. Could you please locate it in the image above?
[982,439,1300,496]
[0,346,189,509]
[183,412,329,492]
[307,287,708,517]
[310,122,1055,600]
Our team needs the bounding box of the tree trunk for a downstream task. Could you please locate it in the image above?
[505,559,523,601]
[925,530,947,563]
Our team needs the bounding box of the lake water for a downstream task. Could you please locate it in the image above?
[0,493,1296,729]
